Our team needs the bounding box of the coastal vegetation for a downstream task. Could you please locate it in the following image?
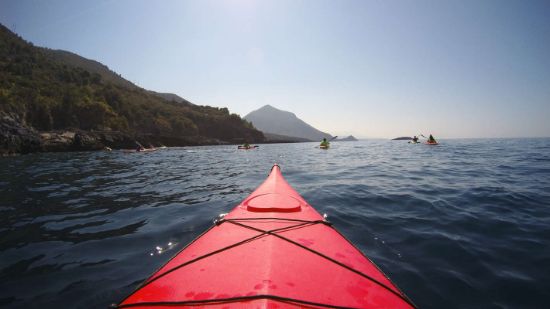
[0,24,264,154]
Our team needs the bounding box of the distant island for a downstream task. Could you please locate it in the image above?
[0,24,264,155]
[244,105,332,142]
[392,136,413,140]
[334,135,358,142]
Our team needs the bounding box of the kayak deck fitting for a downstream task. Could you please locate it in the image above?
[116,164,415,308]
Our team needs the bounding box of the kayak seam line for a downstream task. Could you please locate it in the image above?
[116,223,218,306]
[218,217,332,226]
[117,217,415,308]
[117,220,319,306]
[226,219,417,308]
[115,293,360,308]
[148,221,314,284]
[117,219,311,305]
[329,228,418,308]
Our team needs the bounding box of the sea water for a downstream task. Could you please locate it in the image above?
[1,139,549,308]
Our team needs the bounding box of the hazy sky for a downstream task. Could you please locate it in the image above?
[1,0,549,138]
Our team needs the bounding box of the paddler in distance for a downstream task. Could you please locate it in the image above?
[320,138,330,148]
[135,141,145,152]
[428,134,437,143]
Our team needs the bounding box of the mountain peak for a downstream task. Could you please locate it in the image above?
[244,105,331,141]
[256,105,297,118]
[258,104,283,112]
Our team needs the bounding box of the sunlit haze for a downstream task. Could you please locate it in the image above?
[2,0,549,138]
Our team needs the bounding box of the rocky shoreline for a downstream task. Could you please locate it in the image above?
[0,113,233,156]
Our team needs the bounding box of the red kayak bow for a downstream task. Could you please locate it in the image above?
[116,164,415,308]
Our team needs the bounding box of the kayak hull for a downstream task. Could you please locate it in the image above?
[117,165,414,308]
[238,145,258,150]
[122,148,157,153]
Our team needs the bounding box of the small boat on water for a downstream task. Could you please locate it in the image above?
[238,145,259,150]
[122,148,157,153]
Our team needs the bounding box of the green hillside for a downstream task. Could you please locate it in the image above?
[0,24,264,147]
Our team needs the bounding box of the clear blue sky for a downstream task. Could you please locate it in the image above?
[2,0,549,138]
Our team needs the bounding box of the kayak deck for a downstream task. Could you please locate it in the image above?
[117,165,414,308]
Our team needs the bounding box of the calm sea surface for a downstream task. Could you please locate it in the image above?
[1,139,549,308]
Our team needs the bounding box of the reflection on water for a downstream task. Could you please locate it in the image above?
[150,241,177,256]
[1,139,550,308]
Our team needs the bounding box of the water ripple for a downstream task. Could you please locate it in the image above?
[1,139,550,308]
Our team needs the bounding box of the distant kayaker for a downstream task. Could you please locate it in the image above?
[243,143,250,149]
[428,134,437,143]
[412,136,419,143]
[320,138,329,148]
